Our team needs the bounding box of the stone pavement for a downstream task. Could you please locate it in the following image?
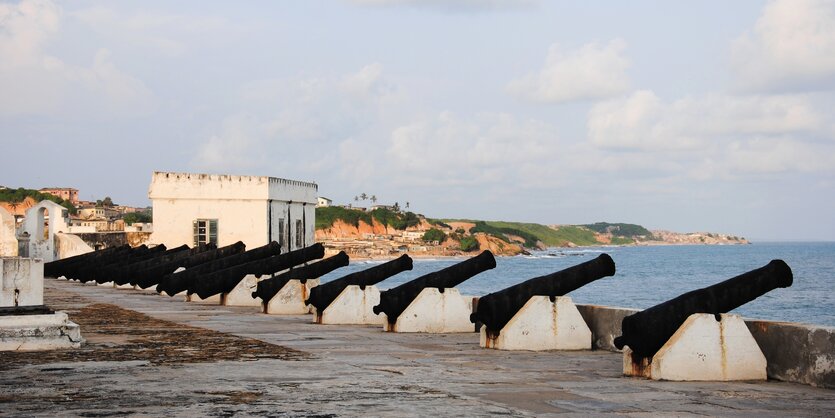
[2,279,833,417]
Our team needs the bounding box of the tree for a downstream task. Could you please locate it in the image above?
[458,236,480,252]
[360,193,368,201]
[393,202,400,212]
[354,196,359,202]
[405,201,410,209]
[102,196,114,207]
[422,228,446,243]
[371,195,377,204]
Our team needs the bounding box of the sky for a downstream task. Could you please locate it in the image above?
[1,0,834,241]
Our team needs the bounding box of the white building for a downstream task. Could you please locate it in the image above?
[148,172,317,251]
[317,196,332,207]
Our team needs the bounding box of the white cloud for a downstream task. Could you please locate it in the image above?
[386,112,560,187]
[507,39,630,103]
[586,90,833,178]
[192,113,266,172]
[732,0,835,92]
[588,90,820,151]
[0,0,153,116]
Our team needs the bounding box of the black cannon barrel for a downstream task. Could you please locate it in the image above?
[157,241,280,296]
[134,242,245,289]
[125,244,215,286]
[471,253,616,334]
[72,245,158,283]
[305,254,412,313]
[91,245,171,284]
[613,259,793,359]
[254,251,351,303]
[190,243,325,299]
[44,244,129,277]
[372,250,496,324]
[109,245,192,285]
[59,245,135,281]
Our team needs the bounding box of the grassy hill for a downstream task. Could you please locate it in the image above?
[0,187,77,214]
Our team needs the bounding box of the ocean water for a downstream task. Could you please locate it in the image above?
[317,242,835,327]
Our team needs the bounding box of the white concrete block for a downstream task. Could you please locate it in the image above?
[185,293,221,304]
[383,288,475,333]
[1,257,44,307]
[222,274,262,307]
[264,279,318,314]
[114,283,135,290]
[0,311,83,351]
[316,285,383,325]
[623,313,767,381]
[479,296,591,351]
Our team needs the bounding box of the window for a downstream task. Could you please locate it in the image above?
[277,218,285,249]
[193,219,218,247]
[295,219,304,249]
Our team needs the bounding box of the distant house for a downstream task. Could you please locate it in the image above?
[39,187,79,205]
[148,171,317,251]
[78,207,119,220]
[402,231,423,241]
[370,204,396,212]
[317,197,332,208]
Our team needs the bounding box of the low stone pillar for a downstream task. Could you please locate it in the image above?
[314,285,382,325]
[480,296,591,351]
[382,288,474,333]
[263,279,318,314]
[222,275,262,307]
[623,313,767,381]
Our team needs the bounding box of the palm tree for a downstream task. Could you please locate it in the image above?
[405,201,410,209]
[371,195,377,204]
[354,196,359,202]
[360,193,368,201]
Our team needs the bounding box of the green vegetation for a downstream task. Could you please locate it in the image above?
[123,211,152,225]
[315,206,372,229]
[316,206,420,231]
[427,219,451,229]
[0,187,77,215]
[458,236,479,252]
[371,208,420,230]
[422,228,446,243]
[609,236,634,245]
[583,222,654,240]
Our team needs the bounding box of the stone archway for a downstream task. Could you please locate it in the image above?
[21,201,69,262]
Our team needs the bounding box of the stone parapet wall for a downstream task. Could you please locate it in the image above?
[575,303,834,388]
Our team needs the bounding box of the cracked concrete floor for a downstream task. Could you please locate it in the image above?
[1,279,833,417]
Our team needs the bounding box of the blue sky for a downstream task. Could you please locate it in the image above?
[1,0,834,240]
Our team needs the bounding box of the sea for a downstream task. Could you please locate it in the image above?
[317,242,835,327]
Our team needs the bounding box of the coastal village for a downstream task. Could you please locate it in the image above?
[1,181,748,261]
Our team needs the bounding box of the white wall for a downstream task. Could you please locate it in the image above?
[149,172,317,250]
[0,207,16,257]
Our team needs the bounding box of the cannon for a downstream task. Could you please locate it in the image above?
[57,244,136,281]
[254,251,351,303]
[108,245,192,286]
[44,244,130,278]
[472,253,616,336]
[189,243,325,300]
[133,242,246,289]
[157,241,281,296]
[73,245,163,283]
[373,250,496,325]
[305,254,412,314]
[123,244,216,287]
[613,259,793,359]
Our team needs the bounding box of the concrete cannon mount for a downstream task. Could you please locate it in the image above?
[0,279,832,417]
